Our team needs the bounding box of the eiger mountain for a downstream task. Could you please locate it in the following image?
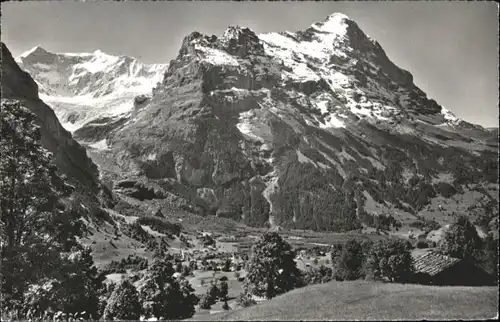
[12,13,499,232]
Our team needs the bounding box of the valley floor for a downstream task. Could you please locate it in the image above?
[192,280,498,321]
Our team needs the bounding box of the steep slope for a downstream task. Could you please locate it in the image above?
[19,14,499,233]
[16,46,166,134]
[1,42,100,190]
[2,42,186,267]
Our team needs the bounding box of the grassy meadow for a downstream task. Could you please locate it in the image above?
[193,280,498,321]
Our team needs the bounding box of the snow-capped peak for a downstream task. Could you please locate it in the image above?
[19,45,50,58]
[222,25,246,38]
[16,47,167,132]
[441,106,460,124]
[17,47,166,98]
[311,13,350,35]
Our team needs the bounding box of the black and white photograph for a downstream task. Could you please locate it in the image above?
[1,0,498,320]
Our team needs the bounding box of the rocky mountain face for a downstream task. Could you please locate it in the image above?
[15,14,499,233]
[16,46,166,134]
[1,42,100,191]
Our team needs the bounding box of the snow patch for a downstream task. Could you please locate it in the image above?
[296,150,316,166]
[441,106,460,125]
[317,114,346,129]
[77,51,120,73]
[89,139,109,151]
[236,109,273,143]
[311,13,350,35]
[194,45,240,66]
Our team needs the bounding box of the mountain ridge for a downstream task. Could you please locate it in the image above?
[16,46,167,132]
[1,42,100,191]
[10,13,499,233]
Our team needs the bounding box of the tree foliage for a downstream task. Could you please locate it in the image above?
[0,100,102,319]
[481,233,499,278]
[219,280,229,301]
[439,215,483,262]
[138,258,198,320]
[364,239,414,282]
[103,279,141,321]
[335,239,366,281]
[245,232,302,299]
[302,265,334,285]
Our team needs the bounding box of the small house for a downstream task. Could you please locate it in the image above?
[413,251,496,286]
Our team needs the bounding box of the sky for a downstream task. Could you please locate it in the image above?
[2,1,498,127]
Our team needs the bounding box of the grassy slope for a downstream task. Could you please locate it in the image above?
[195,280,498,321]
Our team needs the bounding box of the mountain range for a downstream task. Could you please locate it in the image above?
[16,46,166,133]
[4,13,498,234]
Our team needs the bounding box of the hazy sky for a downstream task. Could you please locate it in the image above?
[2,1,498,127]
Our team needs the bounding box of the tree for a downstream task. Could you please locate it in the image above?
[49,247,105,319]
[364,239,414,283]
[103,279,141,321]
[245,232,302,299]
[208,281,219,303]
[198,280,219,310]
[138,258,198,320]
[439,215,483,262]
[481,233,498,278]
[335,239,366,281]
[97,283,115,319]
[223,258,232,272]
[330,244,343,263]
[199,294,213,310]
[219,280,229,302]
[182,264,191,277]
[0,100,101,319]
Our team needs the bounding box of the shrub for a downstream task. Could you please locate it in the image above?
[236,292,256,308]
[245,232,302,299]
[416,241,429,249]
[302,265,334,285]
[359,212,402,231]
[100,254,149,275]
[409,219,441,233]
[434,182,457,198]
[136,216,182,236]
[198,294,212,310]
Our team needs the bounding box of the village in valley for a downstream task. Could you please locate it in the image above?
[79,203,497,320]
